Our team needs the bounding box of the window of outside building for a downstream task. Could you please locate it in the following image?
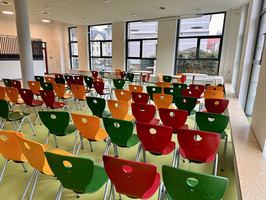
[175,13,226,75]
[68,27,79,69]
[88,24,112,71]
[126,21,158,74]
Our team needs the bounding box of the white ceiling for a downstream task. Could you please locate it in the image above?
[0,0,249,25]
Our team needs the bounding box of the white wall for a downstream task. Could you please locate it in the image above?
[77,25,89,70]
[112,22,125,71]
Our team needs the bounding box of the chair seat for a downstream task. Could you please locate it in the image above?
[179,147,216,163]
[94,128,109,141]
[102,110,112,118]
[32,100,44,106]
[156,106,174,110]
[85,89,92,93]
[62,94,73,99]
[51,102,67,109]
[100,91,110,95]
[150,118,160,125]
[4,97,10,101]
[142,173,161,199]
[7,112,29,121]
[172,124,189,133]
[16,98,24,104]
[126,134,140,147]
[144,141,175,155]
[64,124,77,135]
[124,114,135,122]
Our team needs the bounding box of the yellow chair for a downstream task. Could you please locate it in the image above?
[206,85,224,91]
[129,85,143,93]
[204,90,224,99]
[107,100,135,121]
[153,93,174,109]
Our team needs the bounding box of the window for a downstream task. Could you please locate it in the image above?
[175,13,226,75]
[126,21,158,74]
[88,24,112,71]
[68,27,79,69]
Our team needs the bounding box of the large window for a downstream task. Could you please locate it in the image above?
[175,13,226,75]
[88,24,112,71]
[68,27,78,69]
[126,21,158,74]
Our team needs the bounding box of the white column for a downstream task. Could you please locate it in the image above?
[77,26,89,71]
[13,0,34,88]
[112,22,125,70]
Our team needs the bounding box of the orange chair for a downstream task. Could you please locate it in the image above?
[153,93,174,109]
[206,85,224,91]
[45,77,55,83]
[107,100,135,121]
[0,86,10,102]
[114,89,132,105]
[27,81,41,97]
[70,85,89,113]
[158,73,163,82]
[53,83,74,103]
[4,87,25,112]
[115,69,122,78]
[16,132,75,200]
[71,113,108,155]
[204,90,224,99]
[128,85,143,93]
[175,73,187,84]
[0,131,27,184]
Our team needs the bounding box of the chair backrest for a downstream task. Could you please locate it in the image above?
[129,85,143,93]
[182,88,202,98]
[173,83,187,90]
[45,77,55,83]
[54,74,64,79]
[4,87,20,103]
[55,77,65,84]
[64,75,73,80]
[204,99,229,114]
[103,155,160,199]
[107,100,129,120]
[86,96,106,118]
[131,103,156,123]
[127,73,134,82]
[39,90,55,107]
[71,85,85,100]
[146,86,162,101]
[174,96,197,115]
[41,82,54,91]
[34,76,44,83]
[84,76,94,88]
[177,128,220,163]
[53,83,67,98]
[115,89,131,102]
[189,84,205,95]
[204,90,224,99]
[103,117,134,146]
[66,79,79,87]
[11,80,21,89]
[0,99,9,119]
[2,78,12,87]
[206,85,224,91]
[158,73,163,82]
[113,79,125,89]
[45,152,108,193]
[164,87,182,99]
[153,93,173,109]
[94,78,104,82]
[0,131,27,162]
[18,88,34,106]
[175,73,186,83]
[142,73,151,82]
[120,71,126,79]
[27,81,41,95]
[159,108,188,132]
[93,81,105,94]
[156,82,171,88]
[0,86,6,100]
[16,133,53,174]
[136,122,174,154]
[91,71,98,78]
[39,111,70,135]
[73,75,84,85]
[131,92,149,104]
[162,165,228,200]
[115,69,121,78]
[163,75,172,83]
[196,112,229,134]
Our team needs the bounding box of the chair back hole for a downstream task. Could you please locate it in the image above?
[24,142,31,150]
[150,128,157,134]
[51,114,57,119]
[208,117,215,122]
[122,165,133,174]
[214,101,220,105]
[114,122,120,128]
[162,84,165,87]
[140,107,145,111]
[23,91,26,94]
[186,177,199,187]
[63,160,72,168]
[189,91,192,94]
[32,83,35,85]
[82,118,87,123]
[138,94,142,98]
[134,87,137,90]
[169,112,175,117]
[93,99,97,104]
[0,135,7,141]
[121,92,124,95]
[195,86,198,89]
[152,88,155,91]
[194,135,202,142]
[160,96,164,100]
[115,103,119,108]
[170,89,173,92]
[214,88,217,90]
[183,99,188,103]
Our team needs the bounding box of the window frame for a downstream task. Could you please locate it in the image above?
[68,26,78,70]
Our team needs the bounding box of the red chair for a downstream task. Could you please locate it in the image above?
[182,88,202,99]
[176,128,220,175]
[39,90,68,111]
[131,92,149,104]
[91,71,98,78]
[18,89,45,125]
[120,71,126,79]
[11,80,21,89]
[73,75,84,85]
[136,122,176,163]
[103,155,160,200]
[131,103,160,125]
[159,108,188,132]
[204,99,229,114]
[93,81,110,99]
[189,84,205,95]
[54,74,64,79]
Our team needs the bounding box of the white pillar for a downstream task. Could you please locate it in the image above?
[112,22,125,70]
[13,0,34,88]
[77,26,89,71]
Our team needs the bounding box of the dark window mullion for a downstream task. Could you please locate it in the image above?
[140,40,143,58]
[196,38,200,59]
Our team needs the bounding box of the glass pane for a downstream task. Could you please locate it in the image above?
[71,57,79,69]
[127,59,156,74]
[102,42,112,57]
[70,27,77,41]
[176,60,219,75]
[71,43,78,55]
[90,42,101,57]
[179,13,225,37]
[91,58,112,71]
[178,38,197,59]
[142,40,157,58]
[90,24,112,40]
[199,38,220,58]
[128,21,158,39]
[128,41,140,57]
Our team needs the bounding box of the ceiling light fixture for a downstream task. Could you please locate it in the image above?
[0,1,12,5]
[104,0,111,3]
[41,19,51,23]
[2,10,14,15]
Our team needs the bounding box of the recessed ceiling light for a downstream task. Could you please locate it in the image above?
[45,1,66,7]
[132,13,137,17]
[36,11,51,15]
[0,1,12,5]
[104,0,111,3]
[2,11,14,15]
[41,19,51,23]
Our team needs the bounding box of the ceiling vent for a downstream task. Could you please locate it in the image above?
[0,1,12,5]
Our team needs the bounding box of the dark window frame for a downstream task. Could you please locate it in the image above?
[68,27,78,70]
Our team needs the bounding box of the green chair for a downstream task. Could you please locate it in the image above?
[164,87,182,102]
[163,75,172,83]
[195,112,229,171]
[34,76,44,83]
[2,79,12,87]
[113,79,125,89]
[84,76,94,89]
[41,82,54,91]
[0,99,36,136]
[45,152,108,200]
[55,78,65,84]
[174,96,197,115]
[126,73,135,82]
[161,165,228,200]
[173,83,187,90]
[38,111,78,153]
[86,96,111,118]
[103,117,139,157]
[146,86,162,101]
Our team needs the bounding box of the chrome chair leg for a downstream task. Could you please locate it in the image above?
[22,163,27,172]
[72,130,78,154]
[213,153,219,176]
[29,170,40,200]
[55,184,64,200]
[45,131,50,145]
[103,179,111,200]
[135,142,142,162]
[222,134,228,172]
[53,135,59,148]
[89,140,93,152]
[0,159,9,184]
[21,169,37,200]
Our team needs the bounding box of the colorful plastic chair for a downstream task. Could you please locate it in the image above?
[94,77,104,82]
[182,88,202,99]
[115,69,122,78]
[107,100,135,121]
[156,82,171,92]
[120,71,126,79]
[174,96,197,115]
[162,165,228,200]
[2,78,12,87]
[153,93,174,109]
[204,90,224,99]
[164,87,182,102]
[73,75,84,85]
[206,85,224,91]
[34,76,44,83]
[158,73,163,82]
[103,155,160,200]
[131,92,149,104]
[27,81,41,97]
[70,85,89,113]
[11,80,22,89]
[39,90,68,111]
[93,81,110,99]
[54,74,64,79]
[4,87,25,112]
[146,86,162,101]
[113,79,125,89]
[0,86,10,102]
[41,82,54,91]
[204,99,229,114]
[126,73,135,83]
[115,89,132,105]
[53,83,74,103]
[174,73,186,84]
[91,71,99,78]
[45,77,56,84]
[86,96,111,118]
[131,103,160,125]
[129,85,143,93]
[163,75,172,83]
[55,77,65,84]
[64,75,73,80]
[45,152,108,200]
[173,83,187,90]
[84,76,94,90]
[189,84,205,95]
[159,108,188,132]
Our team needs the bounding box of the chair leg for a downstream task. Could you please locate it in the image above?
[75,137,83,156]
[135,142,142,162]
[175,147,180,168]
[22,163,27,172]
[143,149,146,163]
[25,105,30,112]
[21,169,37,200]
[101,138,111,166]
[108,182,115,200]
[113,144,119,157]
[54,135,59,148]
[33,107,39,125]
[0,119,6,130]
[222,134,228,172]
[89,141,93,152]
[29,170,40,200]
[56,184,64,200]
[72,130,78,154]
[213,153,219,176]
[0,159,9,184]
[103,179,111,200]
[20,104,25,112]
[158,182,164,200]
[45,131,50,145]
[172,146,178,167]
[11,121,18,131]
[26,116,36,136]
